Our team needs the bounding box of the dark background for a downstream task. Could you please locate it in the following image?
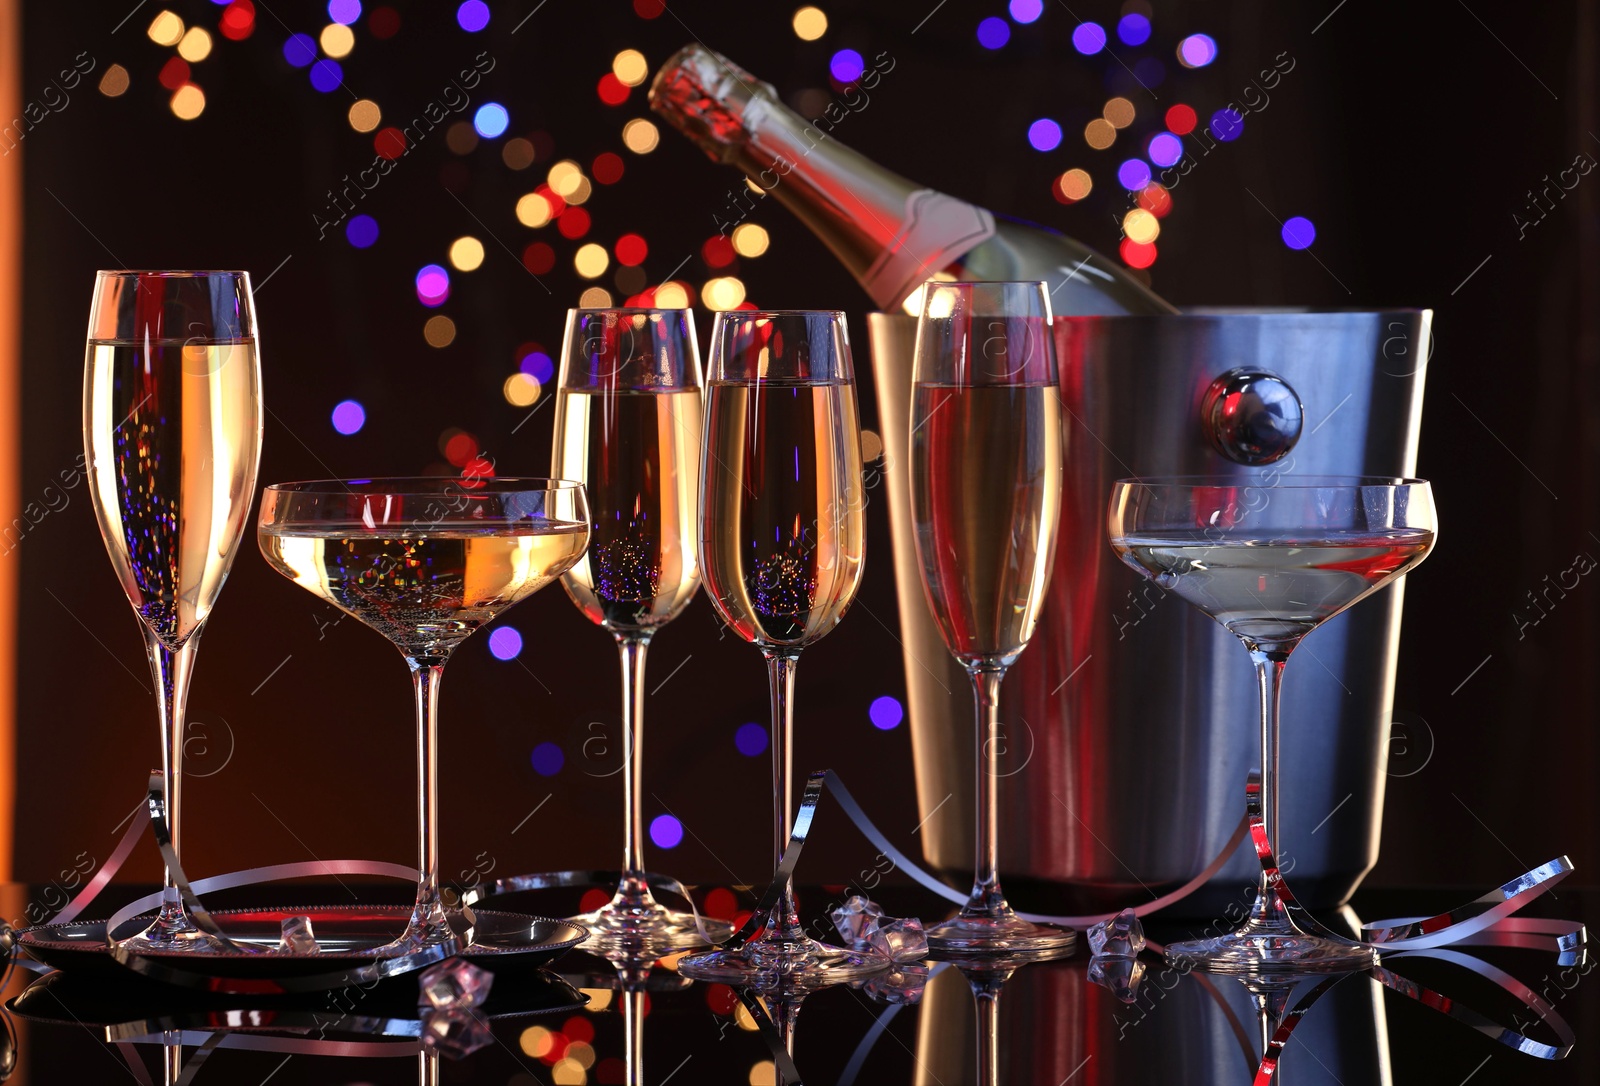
[10,0,1597,902]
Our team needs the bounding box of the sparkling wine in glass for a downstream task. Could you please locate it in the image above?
[84,271,263,952]
[258,479,589,953]
[1108,476,1436,972]
[551,307,731,951]
[908,280,1074,954]
[679,310,884,988]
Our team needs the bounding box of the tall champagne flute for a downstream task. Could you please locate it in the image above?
[84,271,263,951]
[679,311,883,987]
[1109,476,1435,972]
[909,280,1073,954]
[551,308,730,950]
[258,478,589,953]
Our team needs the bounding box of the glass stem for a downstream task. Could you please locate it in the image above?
[623,986,644,1086]
[963,666,1011,920]
[408,657,449,940]
[974,985,1002,1086]
[613,633,656,908]
[1246,644,1295,932]
[763,650,803,942]
[144,627,199,930]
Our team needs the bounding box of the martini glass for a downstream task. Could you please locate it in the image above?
[1108,476,1436,972]
[258,478,589,954]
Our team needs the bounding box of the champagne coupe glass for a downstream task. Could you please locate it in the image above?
[909,280,1073,954]
[551,307,731,950]
[1108,476,1436,972]
[84,271,263,952]
[258,478,589,953]
[679,310,882,987]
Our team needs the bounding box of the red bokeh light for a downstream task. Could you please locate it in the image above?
[701,235,736,268]
[703,983,739,1015]
[1165,104,1197,135]
[219,0,255,40]
[368,5,401,39]
[374,127,407,160]
[1120,237,1158,268]
[563,1016,596,1044]
[703,887,738,920]
[615,233,648,266]
[159,57,190,91]
[462,457,494,481]
[539,1032,570,1065]
[578,887,609,913]
[536,184,566,218]
[523,243,555,275]
[633,0,666,17]
[597,73,630,106]
[444,433,479,467]
[1138,182,1173,217]
[558,206,591,239]
[592,151,625,185]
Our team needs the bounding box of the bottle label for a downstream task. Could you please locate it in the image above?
[861,189,996,311]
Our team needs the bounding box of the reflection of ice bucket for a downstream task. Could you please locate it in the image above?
[869,310,1430,911]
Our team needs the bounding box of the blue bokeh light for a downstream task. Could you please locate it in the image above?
[1209,107,1244,142]
[345,214,379,248]
[474,102,509,139]
[1117,13,1151,45]
[282,33,317,68]
[531,742,564,777]
[869,695,904,731]
[416,264,451,306]
[1008,0,1043,23]
[456,0,490,32]
[1028,118,1063,152]
[829,48,865,83]
[650,814,684,849]
[735,722,768,756]
[328,0,362,25]
[1148,132,1183,168]
[309,59,344,93]
[1282,217,1317,250]
[488,626,523,660]
[976,16,1010,49]
[331,400,365,435]
[1072,22,1107,55]
[1179,33,1218,68]
[518,349,554,384]
[1117,158,1152,191]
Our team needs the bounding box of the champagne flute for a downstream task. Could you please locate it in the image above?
[551,307,731,950]
[909,280,1073,954]
[84,271,263,952]
[679,310,883,987]
[258,478,589,953]
[1108,476,1436,971]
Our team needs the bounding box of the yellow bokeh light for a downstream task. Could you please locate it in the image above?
[503,373,541,407]
[550,1058,586,1086]
[1058,168,1093,201]
[792,6,828,40]
[703,276,747,311]
[503,137,536,170]
[622,118,660,154]
[424,315,457,348]
[654,282,689,309]
[579,286,614,308]
[564,176,594,207]
[148,10,184,47]
[734,1002,760,1032]
[320,23,355,59]
[1122,208,1160,244]
[732,223,770,258]
[565,1041,597,1070]
[548,160,584,197]
[177,27,212,62]
[169,84,206,121]
[575,243,610,279]
[449,236,486,272]
[612,49,649,87]
[749,1060,777,1086]
[99,65,130,98]
[348,99,381,132]
[861,429,883,461]
[520,1026,554,1059]
[579,988,614,1011]
[516,192,554,228]
[1103,97,1136,129]
[1084,118,1116,150]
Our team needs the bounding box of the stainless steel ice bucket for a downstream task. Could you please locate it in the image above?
[869,309,1430,912]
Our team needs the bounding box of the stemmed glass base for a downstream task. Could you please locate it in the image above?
[679,930,887,991]
[118,893,231,954]
[571,879,732,952]
[927,910,1075,956]
[1164,884,1375,975]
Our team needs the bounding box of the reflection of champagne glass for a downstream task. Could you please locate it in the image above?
[552,307,730,951]
[909,281,1073,954]
[258,479,589,953]
[1109,476,1436,972]
[680,311,881,988]
[84,271,263,952]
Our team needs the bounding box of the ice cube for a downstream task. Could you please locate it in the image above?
[868,916,928,963]
[278,915,320,955]
[1086,908,1145,958]
[830,895,885,947]
[418,956,494,1010]
[864,963,929,1004]
[1087,955,1146,1004]
[420,1007,493,1059]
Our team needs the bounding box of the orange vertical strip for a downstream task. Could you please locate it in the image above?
[0,0,19,880]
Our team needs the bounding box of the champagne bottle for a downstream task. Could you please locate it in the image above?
[649,44,1178,316]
